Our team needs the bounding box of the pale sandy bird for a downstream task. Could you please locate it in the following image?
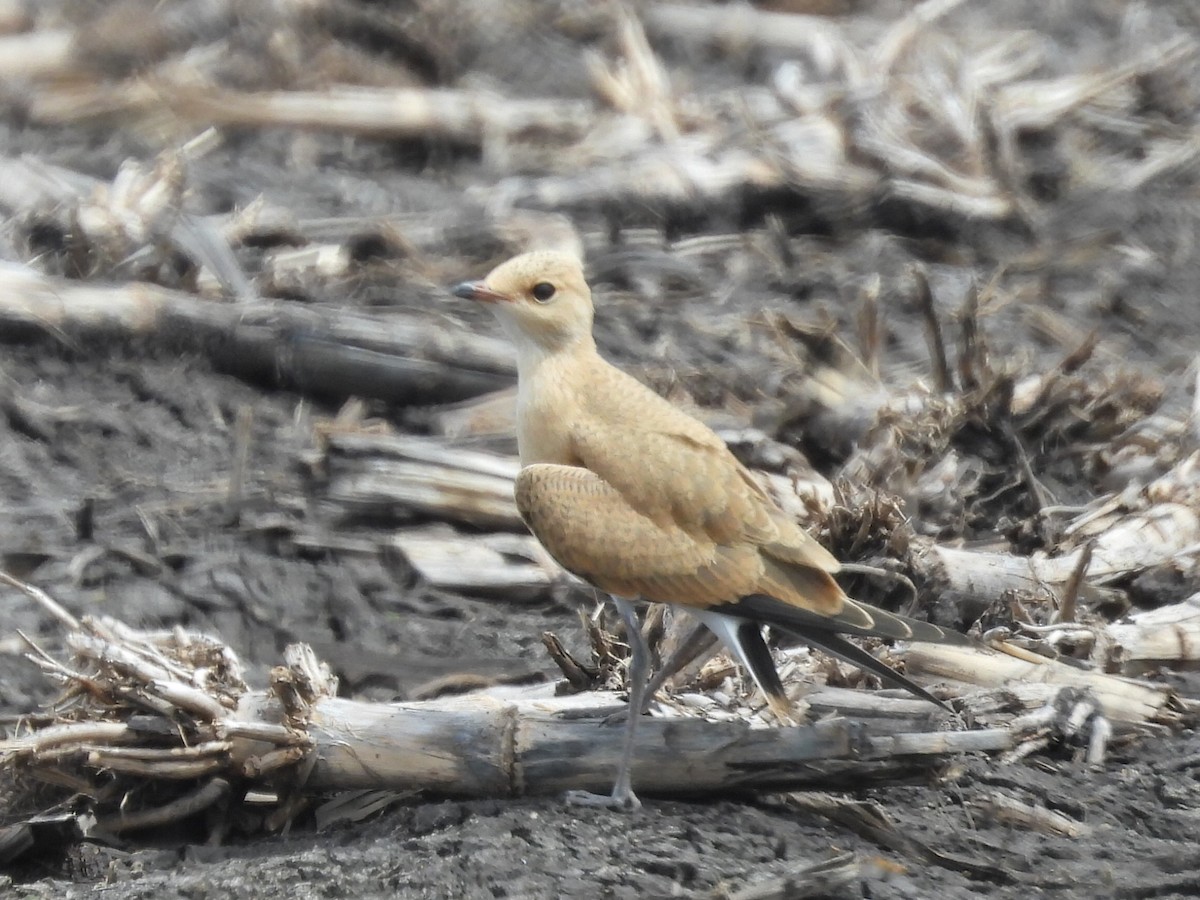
[453,250,968,808]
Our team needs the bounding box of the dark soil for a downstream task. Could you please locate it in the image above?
[3,1,1200,897]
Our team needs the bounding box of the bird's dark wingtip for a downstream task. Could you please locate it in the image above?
[718,593,972,647]
[799,628,955,711]
[708,594,965,711]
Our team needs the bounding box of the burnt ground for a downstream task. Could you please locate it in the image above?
[3,0,1200,897]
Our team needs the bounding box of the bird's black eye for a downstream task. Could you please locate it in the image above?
[531,282,556,302]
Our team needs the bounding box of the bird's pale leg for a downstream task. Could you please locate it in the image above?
[565,595,645,810]
[604,616,719,722]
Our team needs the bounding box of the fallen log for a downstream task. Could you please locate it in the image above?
[0,597,1001,816]
[307,432,524,530]
[387,529,561,600]
[0,264,513,404]
[231,690,1004,799]
[2,572,1190,859]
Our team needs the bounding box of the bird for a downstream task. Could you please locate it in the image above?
[452,250,969,809]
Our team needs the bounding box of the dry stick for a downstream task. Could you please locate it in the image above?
[1002,421,1053,514]
[31,80,594,146]
[96,777,231,836]
[68,632,228,722]
[1056,541,1092,625]
[779,790,1012,883]
[242,746,309,779]
[85,618,201,685]
[541,633,597,693]
[644,3,847,54]
[84,741,232,761]
[0,570,80,630]
[310,432,529,531]
[321,431,521,480]
[322,463,525,531]
[0,29,74,78]
[0,722,134,755]
[912,266,953,393]
[873,0,969,71]
[856,275,882,381]
[956,280,982,392]
[712,852,862,900]
[979,794,1089,837]
[13,692,1011,801]
[208,720,297,748]
[16,630,104,694]
[911,484,1200,608]
[1087,716,1113,765]
[86,753,226,779]
[386,531,558,600]
[225,404,254,525]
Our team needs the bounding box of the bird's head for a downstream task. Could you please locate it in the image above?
[453,251,594,353]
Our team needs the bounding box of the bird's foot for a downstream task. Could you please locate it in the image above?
[564,786,642,812]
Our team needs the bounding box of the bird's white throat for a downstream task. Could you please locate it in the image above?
[492,309,594,382]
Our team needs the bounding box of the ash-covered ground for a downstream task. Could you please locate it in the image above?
[3,1,1200,896]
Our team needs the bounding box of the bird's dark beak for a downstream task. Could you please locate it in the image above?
[452,280,511,303]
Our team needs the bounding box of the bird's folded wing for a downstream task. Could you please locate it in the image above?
[571,418,840,573]
[514,463,764,607]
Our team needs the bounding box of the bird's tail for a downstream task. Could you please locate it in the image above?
[712,593,969,711]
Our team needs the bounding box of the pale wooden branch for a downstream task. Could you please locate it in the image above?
[0,29,73,78]
[311,436,524,530]
[711,852,862,900]
[1,570,79,629]
[388,530,561,601]
[644,3,848,55]
[978,794,1089,837]
[1104,595,1200,675]
[28,81,594,148]
[900,642,1180,725]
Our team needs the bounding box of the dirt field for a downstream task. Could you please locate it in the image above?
[3,1,1200,897]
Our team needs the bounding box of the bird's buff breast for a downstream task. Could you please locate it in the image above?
[515,368,582,466]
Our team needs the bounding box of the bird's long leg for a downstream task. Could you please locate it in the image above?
[604,615,719,723]
[641,616,718,710]
[566,595,646,810]
[610,595,646,806]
